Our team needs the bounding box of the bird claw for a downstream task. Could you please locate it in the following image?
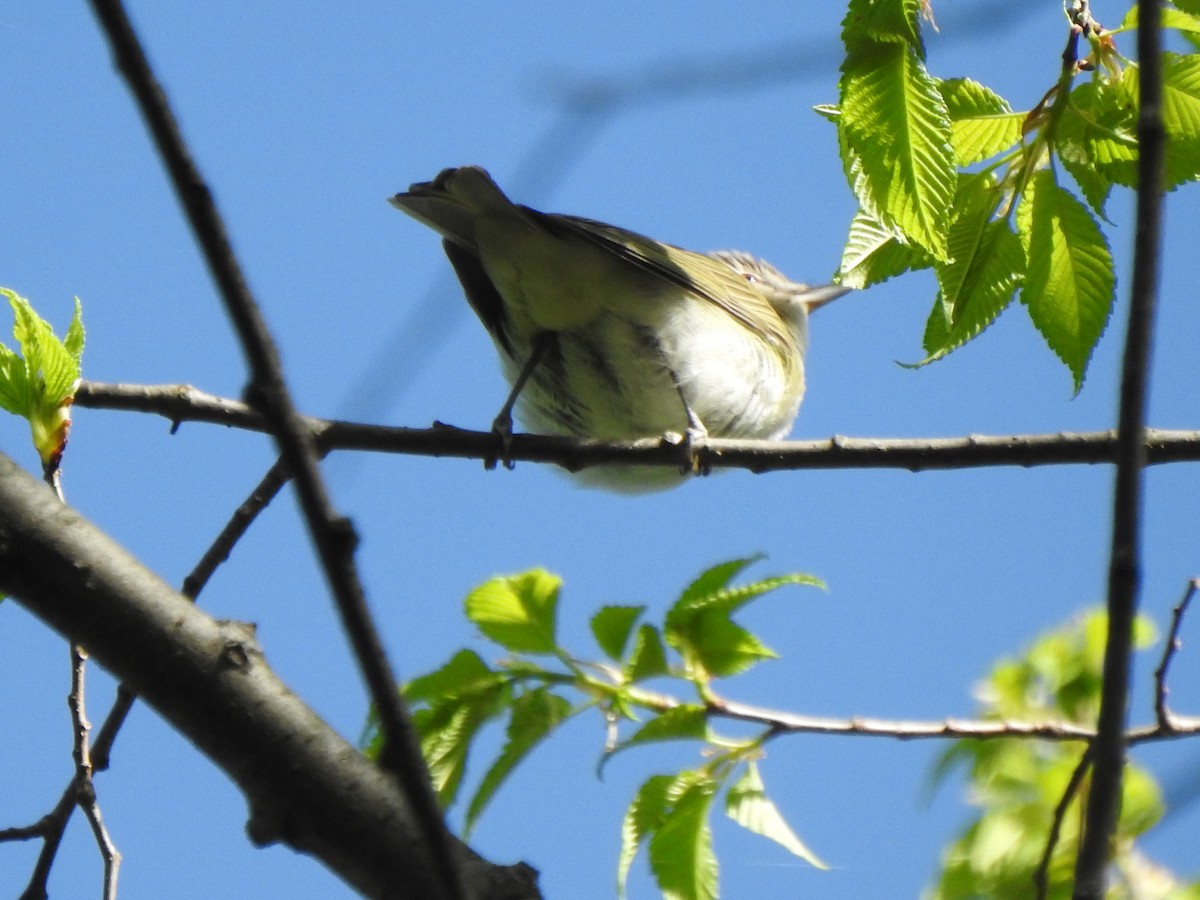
[485,410,517,471]
[664,422,710,478]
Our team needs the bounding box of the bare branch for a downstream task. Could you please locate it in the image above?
[75,381,1200,473]
[67,646,120,900]
[619,686,1200,745]
[85,2,461,894]
[1154,579,1199,730]
[0,450,539,900]
[1075,0,1167,893]
[1035,747,1093,900]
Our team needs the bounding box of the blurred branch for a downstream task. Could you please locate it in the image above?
[77,380,1200,472]
[0,450,539,900]
[657,691,1200,746]
[86,2,461,895]
[1153,579,1199,731]
[1036,747,1093,900]
[1074,0,1166,893]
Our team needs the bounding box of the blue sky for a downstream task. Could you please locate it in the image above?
[3,2,1199,898]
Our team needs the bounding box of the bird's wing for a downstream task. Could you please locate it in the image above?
[537,212,792,350]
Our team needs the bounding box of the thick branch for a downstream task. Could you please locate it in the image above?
[75,381,1200,473]
[0,451,538,900]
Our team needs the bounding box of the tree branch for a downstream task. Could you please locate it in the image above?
[1073,0,1166,894]
[1153,579,1199,730]
[75,380,1200,473]
[0,451,538,900]
[85,2,461,894]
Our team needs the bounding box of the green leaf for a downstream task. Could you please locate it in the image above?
[610,706,709,760]
[1121,4,1200,38]
[619,774,675,898]
[668,572,824,635]
[0,289,85,467]
[666,562,821,682]
[465,569,560,654]
[841,0,924,53]
[726,761,826,869]
[938,77,1023,166]
[412,687,509,806]
[678,612,777,680]
[64,297,85,363]
[839,22,955,260]
[1015,170,1115,392]
[625,623,670,683]
[392,649,513,807]
[920,173,1023,362]
[838,208,933,288]
[464,688,573,835]
[648,775,719,900]
[592,605,645,661]
[1160,51,1200,137]
[1058,78,1139,198]
[675,556,763,609]
[403,648,502,704]
[1122,60,1200,189]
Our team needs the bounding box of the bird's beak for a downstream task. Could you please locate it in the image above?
[802,284,854,314]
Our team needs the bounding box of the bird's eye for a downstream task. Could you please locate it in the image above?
[742,272,758,283]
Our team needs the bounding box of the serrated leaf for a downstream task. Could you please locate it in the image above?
[838,208,933,288]
[464,688,573,835]
[839,32,955,260]
[676,557,763,609]
[619,774,676,898]
[669,572,824,633]
[0,344,29,417]
[1058,79,1139,199]
[938,77,1022,166]
[592,605,645,661]
[611,706,708,761]
[626,624,670,683]
[920,174,1023,362]
[413,689,509,806]
[465,569,560,654]
[842,0,924,53]
[1122,5,1200,37]
[1015,170,1115,392]
[1161,52,1200,138]
[648,776,719,900]
[1059,149,1115,217]
[1121,63,1200,189]
[0,289,84,467]
[726,761,826,869]
[64,297,85,363]
[682,612,777,680]
[403,648,501,704]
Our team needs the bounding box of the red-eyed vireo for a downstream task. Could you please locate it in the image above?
[390,166,848,491]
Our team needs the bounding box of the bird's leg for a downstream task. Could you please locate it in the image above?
[669,369,709,477]
[487,333,551,471]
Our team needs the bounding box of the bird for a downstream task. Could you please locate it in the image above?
[390,166,849,492]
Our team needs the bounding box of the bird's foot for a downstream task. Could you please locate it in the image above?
[485,410,517,472]
[664,420,710,478]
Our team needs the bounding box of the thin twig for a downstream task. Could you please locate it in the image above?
[14,467,122,898]
[1073,0,1166,894]
[68,645,121,900]
[93,457,294,771]
[86,4,460,895]
[1035,747,1094,900]
[1153,579,1199,730]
